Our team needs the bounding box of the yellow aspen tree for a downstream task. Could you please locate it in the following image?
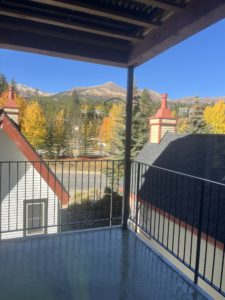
[204,100,225,134]
[99,116,111,143]
[21,101,47,149]
[107,104,124,152]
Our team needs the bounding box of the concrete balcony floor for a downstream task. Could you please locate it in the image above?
[0,227,208,300]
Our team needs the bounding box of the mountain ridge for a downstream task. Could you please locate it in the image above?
[15,82,225,105]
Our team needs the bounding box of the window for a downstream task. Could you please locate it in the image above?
[25,201,46,236]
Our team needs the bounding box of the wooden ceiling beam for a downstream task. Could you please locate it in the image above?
[128,0,225,66]
[134,0,184,12]
[0,26,128,67]
[0,8,142,42]
[0,20,129,51]
[30,0,160,29]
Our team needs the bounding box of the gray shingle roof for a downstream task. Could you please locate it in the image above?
[136,132,225,183]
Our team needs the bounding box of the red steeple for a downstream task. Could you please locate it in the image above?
[154,93,173,118]
[4,85,19,109]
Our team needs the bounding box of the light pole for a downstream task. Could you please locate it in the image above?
[74,125,79,158]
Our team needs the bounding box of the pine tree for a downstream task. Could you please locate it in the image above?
[131,89,159,157]
[80,105,98,156]
[44,121,56,158]
[0,73,8,95]
[54,109,69,157]
[188,101,208,133]
[80,111,93,156]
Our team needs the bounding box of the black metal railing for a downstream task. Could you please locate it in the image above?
[0,160,123,239]
[130,161,225,297]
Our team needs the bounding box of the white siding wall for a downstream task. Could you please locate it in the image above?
[0,131,59,240]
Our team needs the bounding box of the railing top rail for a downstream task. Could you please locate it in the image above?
[133,160,225,188]
[0,159,124,163]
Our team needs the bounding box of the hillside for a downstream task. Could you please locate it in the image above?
[15,82,225,105]
[15,83,52,98]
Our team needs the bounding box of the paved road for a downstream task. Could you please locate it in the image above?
[56,171,107,192]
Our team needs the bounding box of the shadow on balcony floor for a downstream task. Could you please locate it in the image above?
[0,228,208,300]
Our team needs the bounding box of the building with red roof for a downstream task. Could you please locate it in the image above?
[0,86,69,239]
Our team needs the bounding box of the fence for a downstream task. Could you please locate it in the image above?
[130,161,225,297]
[0,160,123,239]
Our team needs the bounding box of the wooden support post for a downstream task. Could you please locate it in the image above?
[122,66,134,229]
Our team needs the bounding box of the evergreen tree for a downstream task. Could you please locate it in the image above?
[44,121,56,158]
[80,111,93,156]
[131,89,159,157]
[10,79,18,93]
[0,73,8,95]
[80,105,99,156]
[66,91,82,151]
[54,109,69,157]
[188,101,208,133]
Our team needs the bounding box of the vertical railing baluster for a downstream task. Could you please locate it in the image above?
[211,184,221,285]
[135,163,140,233]
[8,162,10,232]
[0,162,2,240]
[183,177,189,263]
[16,162,19,231]
[110,161,114,227]
[203,182,212,279]
[194,180,205,284]
[171,172,178,255]
[61,161,64,230]
[219,188,225,292]
[190,178,197,268]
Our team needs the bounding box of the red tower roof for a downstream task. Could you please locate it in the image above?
[4,85,19,109]
[154,93,174,119]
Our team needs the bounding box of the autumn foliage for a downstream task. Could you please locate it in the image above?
[204,100,225,134]
[21,101,47,149]
[99,104,124,150]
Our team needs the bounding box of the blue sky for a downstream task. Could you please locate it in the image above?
[0,18,225,99]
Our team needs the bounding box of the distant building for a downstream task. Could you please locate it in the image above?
[137,93,225,184]
[0,86,69,239]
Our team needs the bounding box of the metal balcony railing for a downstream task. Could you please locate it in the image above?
[130,161,225,297]
[0,160,124,239]
[1,158,225,297]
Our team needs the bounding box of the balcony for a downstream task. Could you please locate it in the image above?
[0,159,223,299]
[0,227,208,300]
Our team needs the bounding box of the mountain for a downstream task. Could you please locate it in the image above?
[172,96,225,105]
[15,82,225,105]
[54,81,126,101]
[16,83,53,98]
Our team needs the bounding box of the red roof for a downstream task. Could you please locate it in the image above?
[154,93,174,119]
[0,112,69,205]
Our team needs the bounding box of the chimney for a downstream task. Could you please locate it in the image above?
[149,93,177,144]
[3,85,20,125]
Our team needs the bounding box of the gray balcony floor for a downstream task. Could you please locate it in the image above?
[0,228,207,300]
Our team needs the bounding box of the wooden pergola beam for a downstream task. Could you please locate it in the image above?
[0,8,142,42]
[0,20,128,51]
[30,0,160,29]
[134,0,184,12]
[129,0,225,66]
[0,26,129,67]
